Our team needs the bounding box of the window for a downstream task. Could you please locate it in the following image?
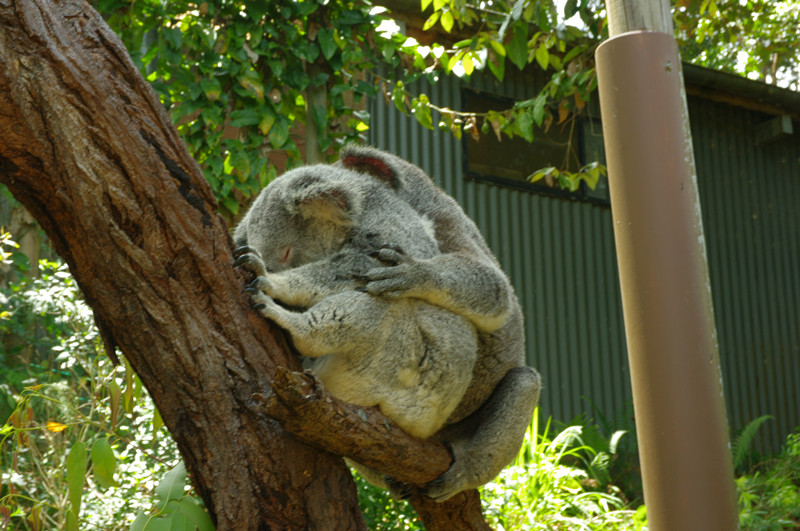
[462,88,609,204]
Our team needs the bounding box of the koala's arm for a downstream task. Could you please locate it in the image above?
[341,145,514,332]
[363,247,513,332]
[235,248,355,308]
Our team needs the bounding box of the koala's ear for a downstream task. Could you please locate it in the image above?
[291,181,361,226]
[339,145,402,189]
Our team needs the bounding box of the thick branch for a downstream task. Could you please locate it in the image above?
[259,367,493,531]
[256,367,452,484]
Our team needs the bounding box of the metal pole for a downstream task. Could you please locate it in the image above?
[595,1,739,529]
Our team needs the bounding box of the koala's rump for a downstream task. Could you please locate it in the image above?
[305,292,478,439]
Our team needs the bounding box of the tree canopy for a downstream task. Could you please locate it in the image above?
[93,0,799,217]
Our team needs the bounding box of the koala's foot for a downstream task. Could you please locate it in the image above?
[421,465,473,502]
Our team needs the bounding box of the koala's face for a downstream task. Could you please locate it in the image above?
[236,166,360,272]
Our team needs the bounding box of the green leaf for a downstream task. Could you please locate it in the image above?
[229,109,262,127]
[66,441,87,515]
[514,109,534,143]
[507,20,529,71]
[564,0,579,19]
[175,498,215,531]
[421,0,434,11]
[238,70,265,101]
[488,48,505,81]
[510,0,526,20]
[392,81,407,114]
[529,167,557,183]
[153,405,164,434]
[533,92,548,127]
[259,107,276,136]
[422,11,440,31]
[488,39,506,57]
[108,379,121,430]
[200,78,222,102]
[462,52,475,76]
[440,10,454,32]
[535,43,549,70]
[411,94,433,129]
[90,437,118,489]
[268,118,290,149]
[155,461,187,511]
[317,28,337,60]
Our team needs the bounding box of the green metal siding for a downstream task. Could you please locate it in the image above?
[370,72,800,452]
[690,97,800,453]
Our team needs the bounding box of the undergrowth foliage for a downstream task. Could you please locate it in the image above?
[0,258,797,530]
[0,261,201,530]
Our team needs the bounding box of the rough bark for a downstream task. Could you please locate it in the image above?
[0,0,492,529]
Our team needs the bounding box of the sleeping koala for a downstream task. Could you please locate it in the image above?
[235,146,541,502]
[233,167,478,441]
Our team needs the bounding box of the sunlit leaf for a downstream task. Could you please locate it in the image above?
[155,461,187,511]
[535,43,549,70]
[441,10,454,33]
[46,421,67,433]
[91,437,118,489]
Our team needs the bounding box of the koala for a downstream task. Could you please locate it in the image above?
[232,167,478,441]
[235,146,541,502]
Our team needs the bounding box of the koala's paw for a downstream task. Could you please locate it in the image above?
[362,247,417,297]
[246,275,276,298]
[421,466,471,502]
[232,246,268,278]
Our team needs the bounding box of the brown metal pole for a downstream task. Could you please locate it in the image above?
[595,13,738,531]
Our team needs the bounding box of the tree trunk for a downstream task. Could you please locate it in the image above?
[0,1,363,528]
[0,1,491,529]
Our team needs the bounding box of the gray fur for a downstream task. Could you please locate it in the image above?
[234,165,477,440]
[235,147,541,501]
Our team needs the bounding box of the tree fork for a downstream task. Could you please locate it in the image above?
[0,0,491,528]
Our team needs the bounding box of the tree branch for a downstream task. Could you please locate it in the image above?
[255,366,452,484]
[258,367,492,531]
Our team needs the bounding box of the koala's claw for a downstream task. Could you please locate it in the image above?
[370,246,408,266]
[233,245,253,258]
[384,476,414,500]
[233,250,268,278]
[252,303,267,312]
[232,254,250,268]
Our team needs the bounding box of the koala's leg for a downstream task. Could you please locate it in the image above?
[363,249,512,332]
[423,366,541,502]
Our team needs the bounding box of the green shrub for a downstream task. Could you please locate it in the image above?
[736,429,800,530]
[0,262,188,530]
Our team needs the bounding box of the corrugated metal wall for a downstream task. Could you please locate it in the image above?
[370,72,800,452]
[690,98,800,453]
